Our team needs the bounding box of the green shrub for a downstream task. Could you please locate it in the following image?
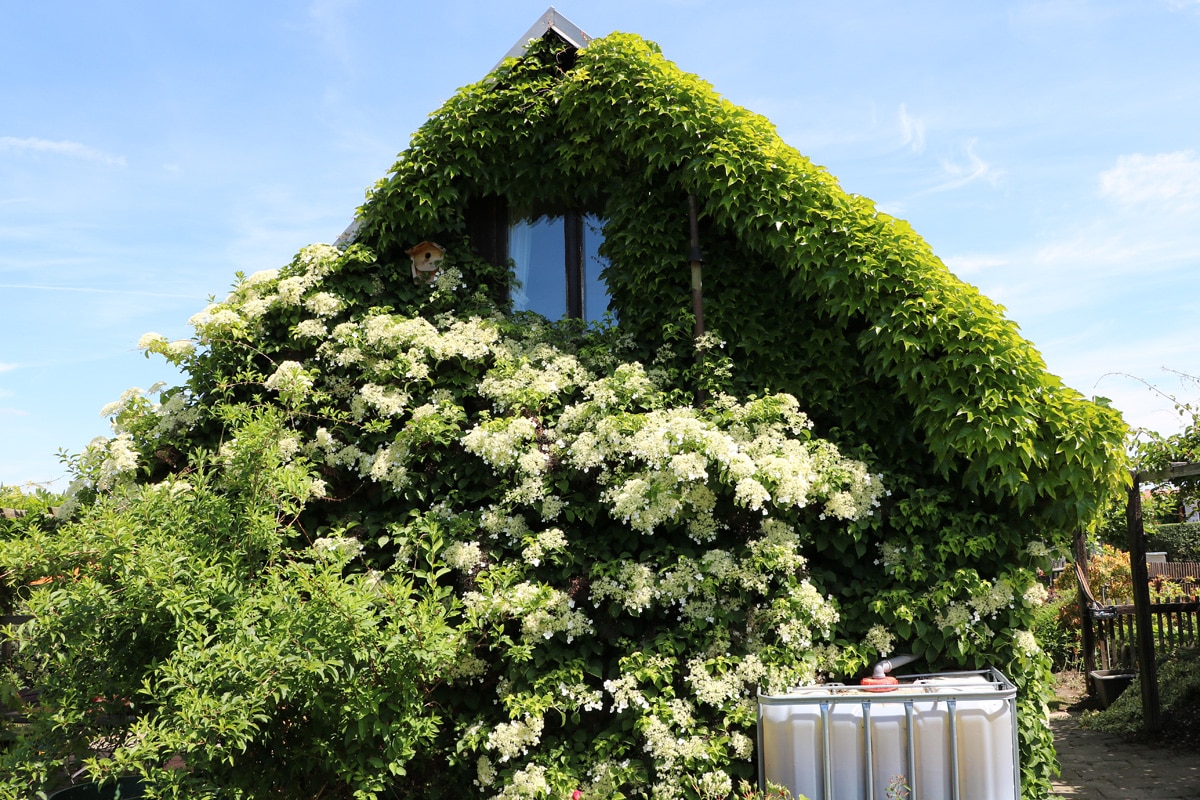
[0,412,462,798]
[1031,595,1080,672]
[1146,523,1200,562]
[1081,647,1200,736]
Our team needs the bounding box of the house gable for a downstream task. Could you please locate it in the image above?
[349,28,1125,534]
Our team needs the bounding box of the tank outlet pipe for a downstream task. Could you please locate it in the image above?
[870,653,921,679]
[860,653,920,692]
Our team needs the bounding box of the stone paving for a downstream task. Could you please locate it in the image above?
[1051,709,1200,799]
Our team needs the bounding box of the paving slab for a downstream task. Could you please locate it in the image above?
[1051,710,1200,799]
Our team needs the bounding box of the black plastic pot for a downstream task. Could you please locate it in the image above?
[1089,669,1136,709]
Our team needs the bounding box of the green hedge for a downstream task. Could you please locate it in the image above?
[1147,522,1200,561]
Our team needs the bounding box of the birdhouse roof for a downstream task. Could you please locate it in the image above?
[405,241,445,257]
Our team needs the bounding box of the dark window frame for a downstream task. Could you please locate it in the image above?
[467,197,608,321]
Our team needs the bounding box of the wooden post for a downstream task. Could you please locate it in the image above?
[1126,475,1162,732]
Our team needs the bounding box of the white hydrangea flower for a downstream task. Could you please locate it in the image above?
[241,298,272,319]
[295,319,327,339]
[492,763,550,799]
[137,332,167,350]
[296,243,341,276]
[935,603,972,631]
[312,536,363,562]
[485,716,544,762]
[277,276,312,305]
[1023,582,1049,607]
[92,433,140,491]
[188,303,244,337]
[1013,629,1039,656]
[1026,540,1051,559]
[242,268,280,288]
[692,771,732,799]
[603,673,650,713]
[359,383,409,417]
[100,386,145,420]
[445,541,485,571]
[462,417,539,470]
[264,360,314,405]
[864,624,895,656]
[971,578,1016,618]
[304,291,343,318]
[521,528,568,566]
[475,756,496,788]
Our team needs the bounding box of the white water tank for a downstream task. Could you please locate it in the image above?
[758,669,1019,800]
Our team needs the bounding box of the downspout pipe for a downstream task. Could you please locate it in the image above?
[687,193,705,342]
[687,193,706,404]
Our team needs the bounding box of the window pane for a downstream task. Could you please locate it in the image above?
[582,213,611,323]
[510,215,567,319]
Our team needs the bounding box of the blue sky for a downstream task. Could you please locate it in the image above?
[3,1,1199,488]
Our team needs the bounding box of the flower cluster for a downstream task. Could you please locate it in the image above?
[463,581,593,644]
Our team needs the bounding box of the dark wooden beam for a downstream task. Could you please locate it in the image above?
[1074,530,1098,696]
[1126,476,1162,731]
[1137,461,1200,484]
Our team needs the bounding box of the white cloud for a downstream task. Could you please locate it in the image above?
[926,138,998,194]
[0,137,126,167]
[898,104,926,154]
[0,363,16,373]
[1099,151,1200,207]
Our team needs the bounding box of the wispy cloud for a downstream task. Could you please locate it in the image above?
[1099,150,1200,207]
[0,363,16,373]
[0,137,126,167]
[898,104,926,154]
[919,139,999,195]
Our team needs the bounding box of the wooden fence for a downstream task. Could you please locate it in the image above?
[1076,555,1200,674]
[1147,561,1200,582]
[1089,598,1200,671]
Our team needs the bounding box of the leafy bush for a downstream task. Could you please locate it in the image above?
[0,31,1127,800]
[1081,647,1200,737]
[1060,544,1136,605]
[1031,595,1081,672]
[1147,523,1200,562]
[0,412,462,797]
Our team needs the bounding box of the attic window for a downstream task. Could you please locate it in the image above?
[510,211,609,322]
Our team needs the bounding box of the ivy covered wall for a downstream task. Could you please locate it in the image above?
[351,32,1128,797]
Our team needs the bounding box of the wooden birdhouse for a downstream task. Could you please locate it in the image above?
[407,241,445,284]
